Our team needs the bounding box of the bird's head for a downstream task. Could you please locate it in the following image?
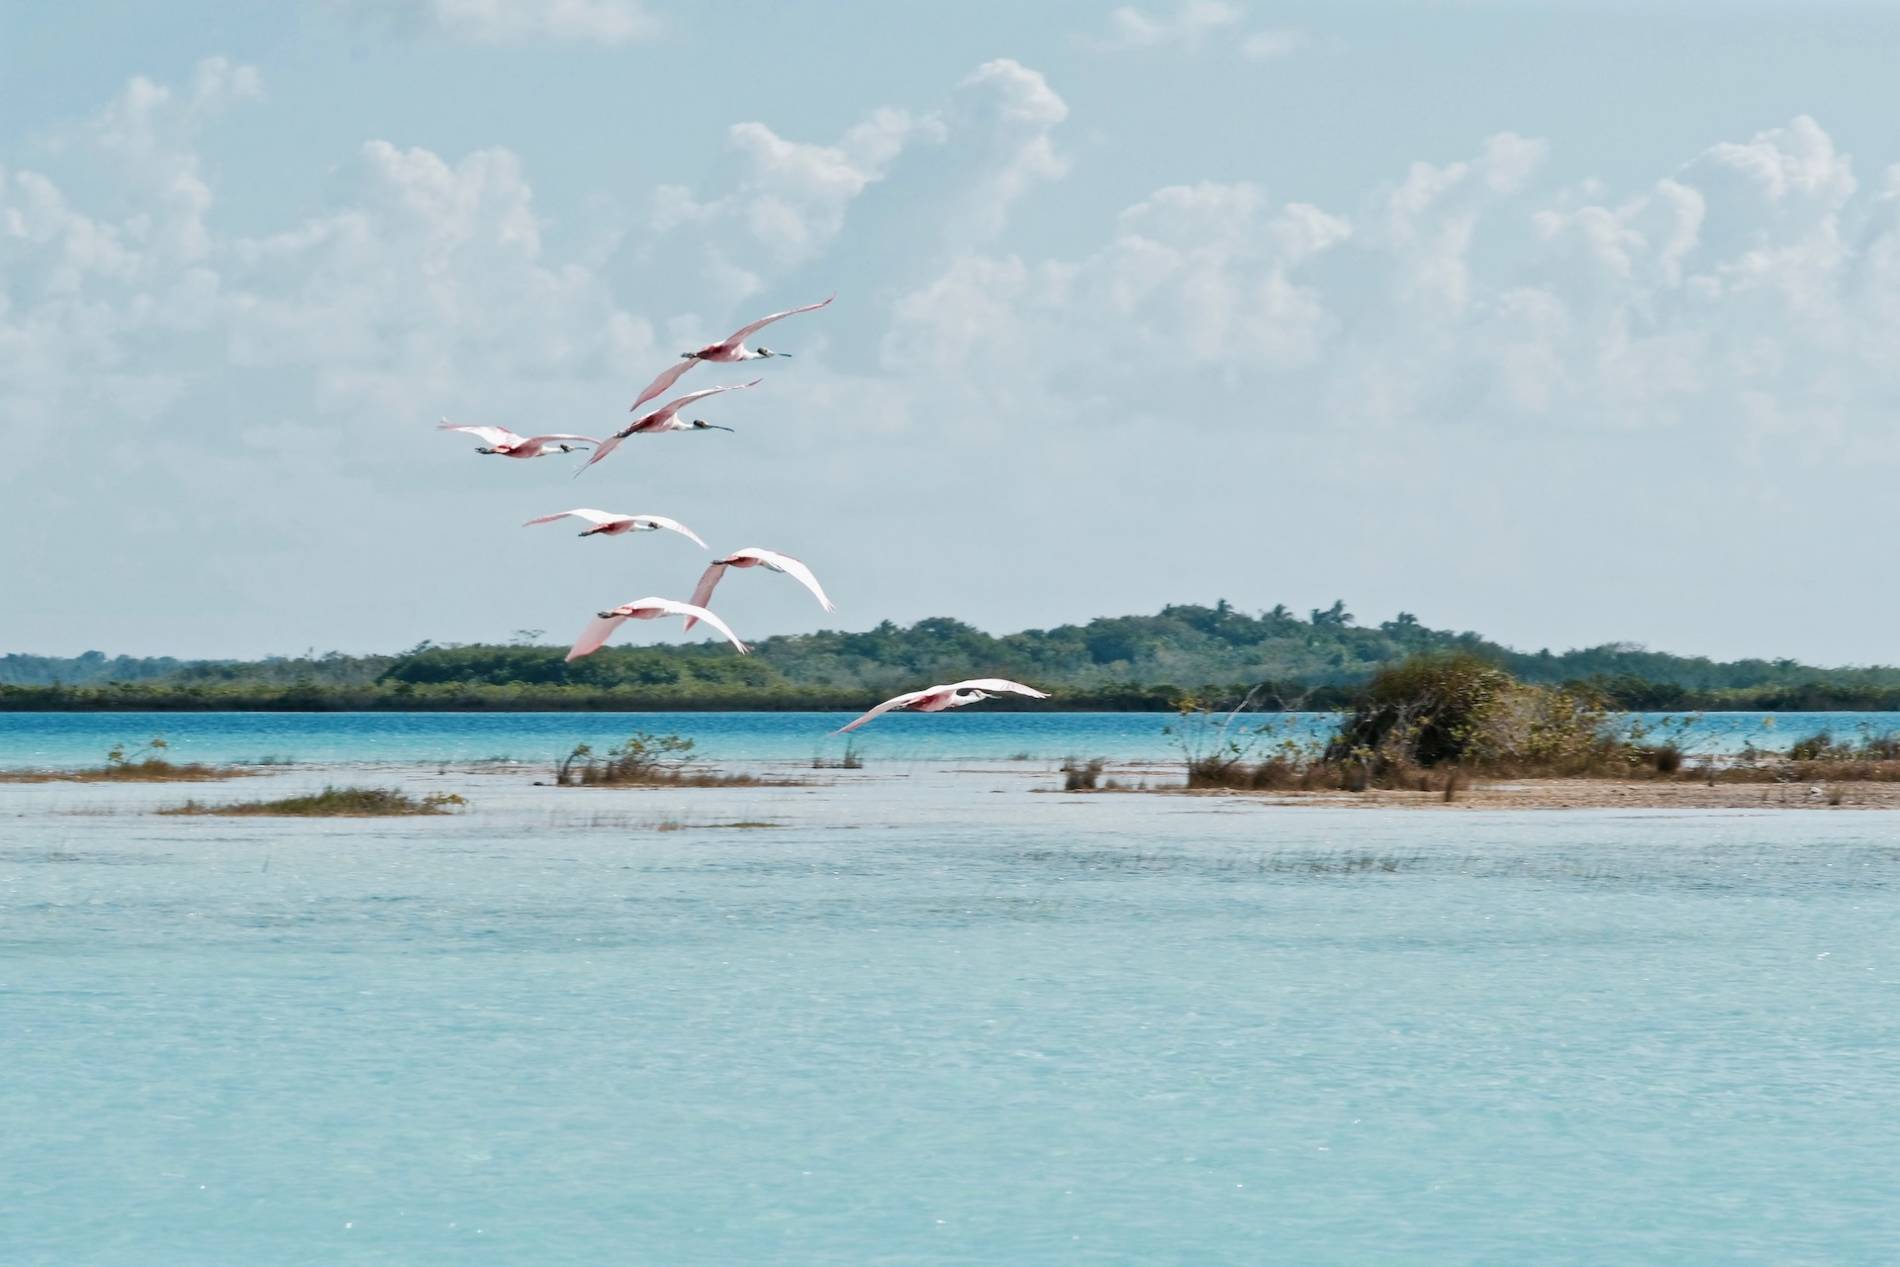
[755,346,790,358]
[474,446,498,455]
[690,419,733,432]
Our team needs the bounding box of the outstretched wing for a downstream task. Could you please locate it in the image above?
[638,597,748,654]
[566,613,628,662]
[681,562,729,631]
[521,434,601,448]
[576,433,628,474]
[523,508,626,529]
[724,294,835,347]
[629,358,698,413]
[732,548,835,612]
[438,421,519,447]
[946,679,1050,699]
[646,379,762,425]
[834,687,928,735]
[635,514,708,549]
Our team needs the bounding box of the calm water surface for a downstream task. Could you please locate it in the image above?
[2,744,1897,1262]
[3,708,1894,768]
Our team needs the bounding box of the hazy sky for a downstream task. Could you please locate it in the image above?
[6,1,1900,662]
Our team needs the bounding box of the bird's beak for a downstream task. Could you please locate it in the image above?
[704,424,734,432]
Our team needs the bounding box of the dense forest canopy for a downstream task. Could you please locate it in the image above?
[6,602,1900,710]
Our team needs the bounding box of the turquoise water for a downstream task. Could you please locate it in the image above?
[2,708,1891,768]
[3,734,1898,1262]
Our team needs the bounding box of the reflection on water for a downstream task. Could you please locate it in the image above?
[2,763,1897,1264]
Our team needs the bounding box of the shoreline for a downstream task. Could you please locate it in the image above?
[8,757,1900,813]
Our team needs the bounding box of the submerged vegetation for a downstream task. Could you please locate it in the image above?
[10,601,1900,711]
[161,787,466,816]
[0,735,252,783]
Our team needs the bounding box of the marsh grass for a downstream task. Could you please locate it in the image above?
[0,734,254,784]
[1061,757,1105,790]
[554,731,799,788]
[0,759,253,784]
[811,741,865,770]
[161,786,466,817]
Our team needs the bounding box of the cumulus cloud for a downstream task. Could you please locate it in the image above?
[889,115,1900,452]
[625,57,1067,309]
[10,50,1900,658]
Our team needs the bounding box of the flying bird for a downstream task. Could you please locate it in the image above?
[566,597,748,661]
[437,421,600,459]
[579,381,760,474]
[628,295,834,412]
[834,679,1050,734]
[684,548,834,630]
[523,508,707,548]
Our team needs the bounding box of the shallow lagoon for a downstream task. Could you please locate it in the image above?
[4,708,1897,769]
[3,738,1898,1263]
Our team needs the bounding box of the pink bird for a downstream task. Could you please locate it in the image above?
[683,548,834,631]
[437,421,600,459]
[567,597,748,661]
[579,381,760,474]
[628,295,835,412]
[834,679,1050,734]
[522,508,707,548]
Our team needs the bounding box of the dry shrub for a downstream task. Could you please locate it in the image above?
[1062,758,1106,790]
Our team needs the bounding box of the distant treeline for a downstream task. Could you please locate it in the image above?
[6,602,1900,712]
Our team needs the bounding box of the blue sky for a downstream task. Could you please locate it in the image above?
[6,1,1900,661]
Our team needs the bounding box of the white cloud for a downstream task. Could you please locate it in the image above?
[1094,1,1244,51]
[1240,28,1305,60]
[341,0,657,44]
[10,50,1900,660]
[1092,3,1304,62]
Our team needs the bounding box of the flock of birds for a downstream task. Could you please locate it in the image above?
[437,295,1047,734]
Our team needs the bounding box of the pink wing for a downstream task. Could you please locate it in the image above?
[523,508,627,528]
[681,562,729,631]
[576,433,628,474]
[566,613,628,661]
[646,379,763,425]
[724,294,835,347]
[629,359,698,413]
[521,434,602,447]
[833,687,928,734]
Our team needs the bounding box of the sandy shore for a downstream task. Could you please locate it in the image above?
[1133,777,1900,811]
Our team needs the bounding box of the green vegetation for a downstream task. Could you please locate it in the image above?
[161,787,466,816]
[0,735,251,783]
[9,601,1900,711]
[1162,655,1900,793]
[552,731,790,788]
